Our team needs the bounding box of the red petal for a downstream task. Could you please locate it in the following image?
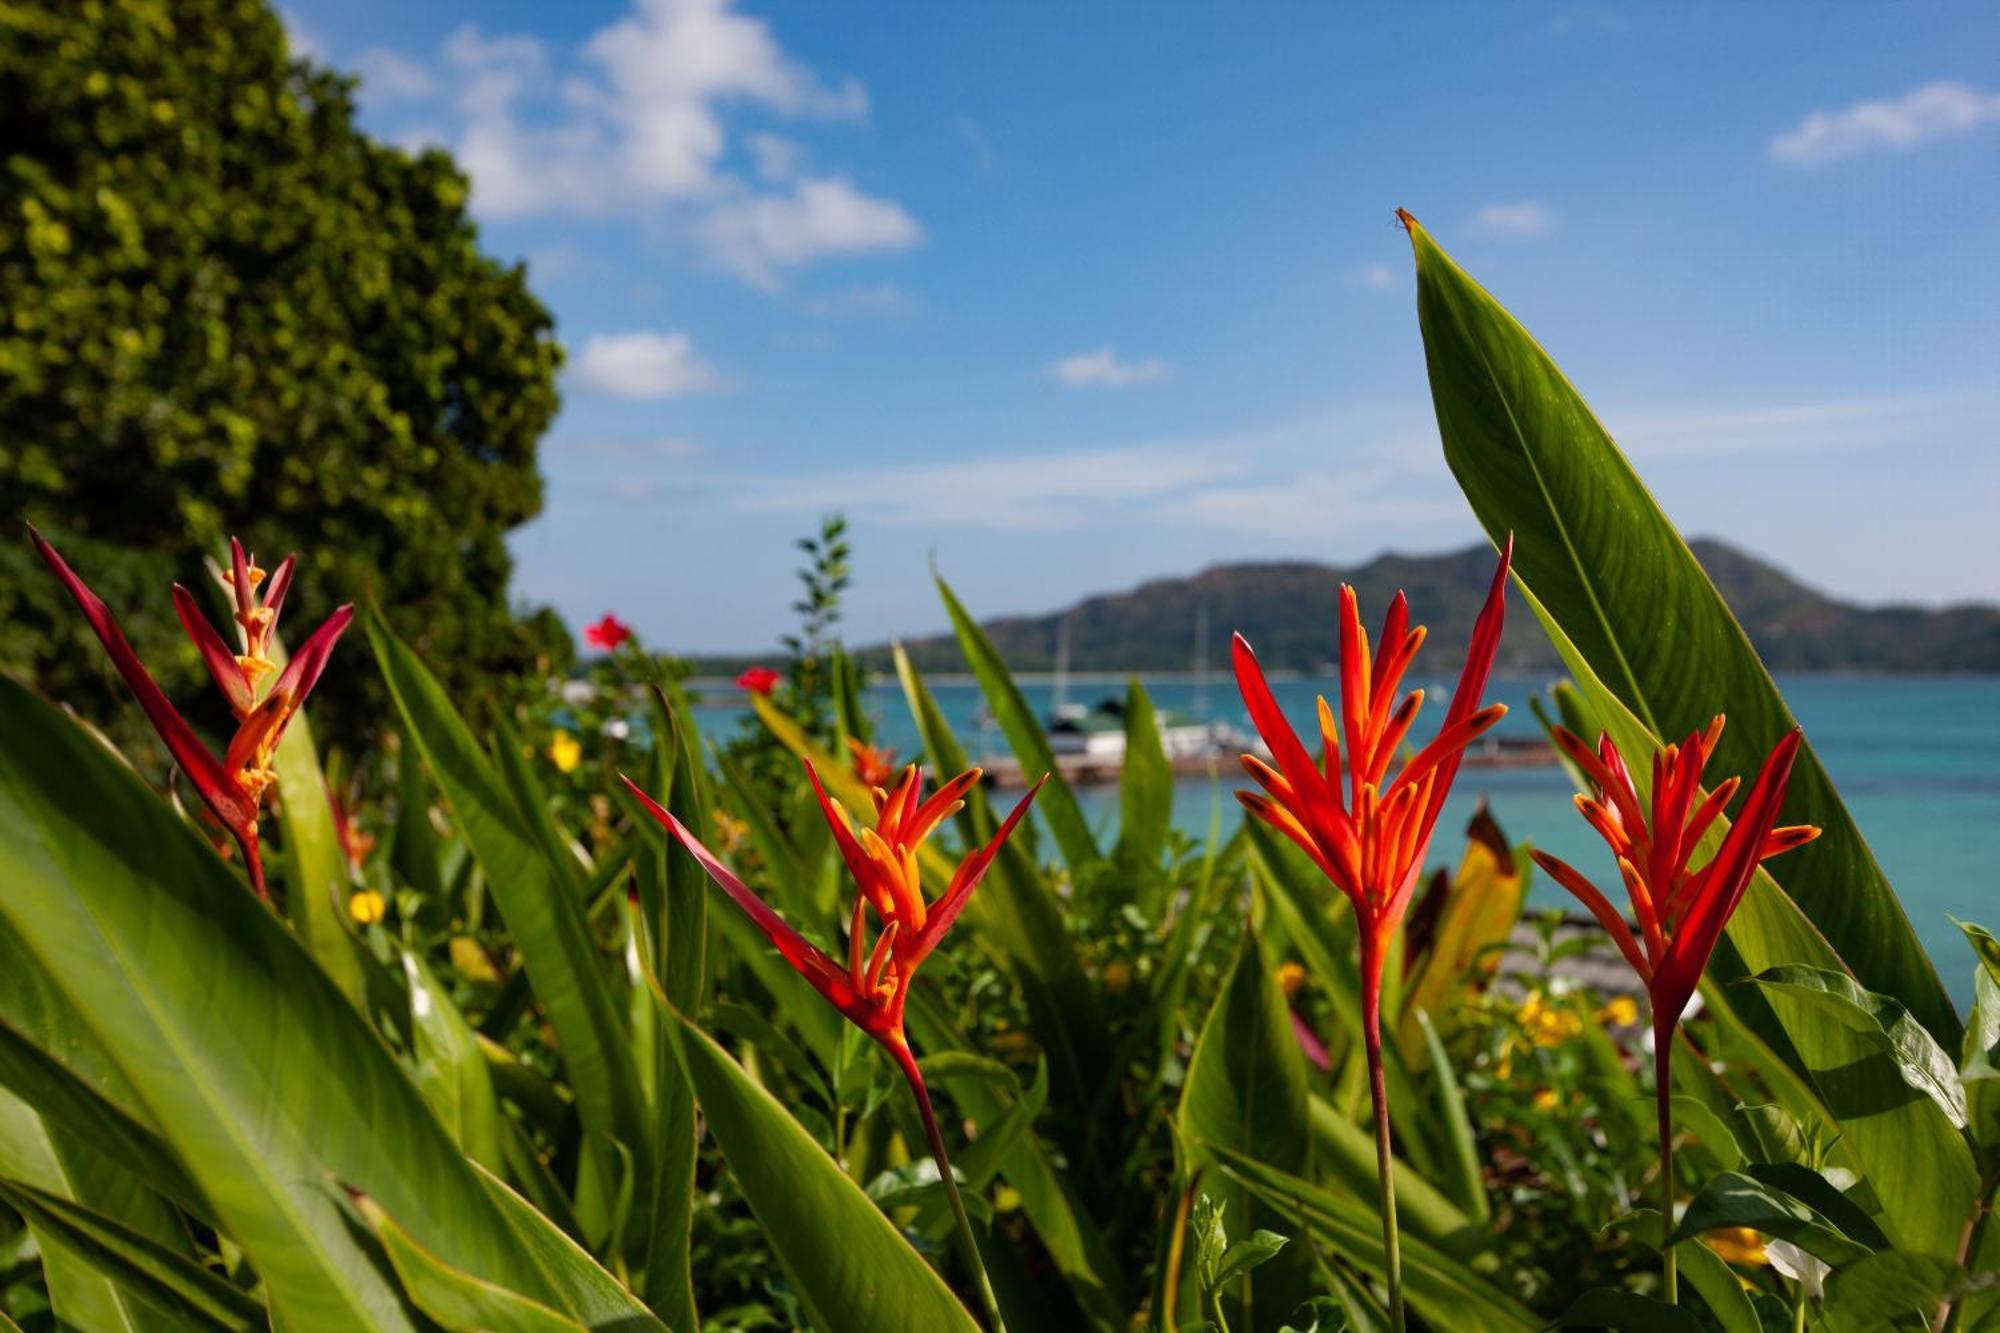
[1407,538,1509,852]
[621,773,858,1012]
[909,775,1044,966]
[172,584,254,715]
[262,554,296,629]
[1531,849,1653,981]
[804,759,884,908]
[1232,632,1353,857]
[1655,730,1804,1020]
[31,528,253,832]
[264,606,355,747]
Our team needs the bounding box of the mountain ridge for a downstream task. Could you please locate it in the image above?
[695,538,2000,676]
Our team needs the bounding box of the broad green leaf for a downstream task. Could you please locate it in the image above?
[668,1012,980,1333]
[472,1166,669,1329]
[368,611,652,1249]
[391,738,447,903]
[1600,1209,1760,1333]
[1669,1170,1875,1267]
[0,676,578,1328]
[356,1192,588,1333]
[1413,1009,1488,1223]
[489,713,590,898]
[935,574,1099,868]
[1551,1288,1703,1330]
[1176,927,1313,1331]
[0,1177,262,1330]
[0,1087,196,1332]
[1209,1145,1540,1332]
[1749,966,1967,1128]
[1115,677,1172,888]
[0,1016,205,1217]
[1212,1231,1290,1288]
[402,953,505,1173]
[1665,1093,1745,1173]
[1963,967,2000,1159]
[1404,211,1956,1046]
[272,705,368,1006]
[1823,1251,1961,1332]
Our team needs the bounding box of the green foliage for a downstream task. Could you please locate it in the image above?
[0,0,567,755]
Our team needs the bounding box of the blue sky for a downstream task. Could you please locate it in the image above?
[281,1,2000,654]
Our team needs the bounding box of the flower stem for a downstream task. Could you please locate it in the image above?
[1655,1033,1678,1305]
[892,1044,1006,1332]
[1361,934,1406,1333]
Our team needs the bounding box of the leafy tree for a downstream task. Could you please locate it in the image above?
[0,0,570,753]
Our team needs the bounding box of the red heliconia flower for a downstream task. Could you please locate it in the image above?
[846,735,899,789]
[584,613,633,651]
[1233,538,1512,993]
[623,760,1042,1061]
[1531,719,1820,1044]
[30,528,354,900]
[736,665,781,695]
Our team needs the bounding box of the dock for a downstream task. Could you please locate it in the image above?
[979,736,1557,789]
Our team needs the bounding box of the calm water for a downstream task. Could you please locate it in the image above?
[694,672,2000,990]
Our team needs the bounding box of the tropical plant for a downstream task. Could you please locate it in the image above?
[0,213,1993,1333]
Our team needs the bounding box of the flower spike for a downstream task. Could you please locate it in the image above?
[30,526,353,899]
[1230,535,1510,1333]
[1533,718,1818,1304]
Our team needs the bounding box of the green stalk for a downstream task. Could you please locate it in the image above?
[893,1045,1006,1332]
[1361,933,1406,1333]
[1654,1031,1678,1304]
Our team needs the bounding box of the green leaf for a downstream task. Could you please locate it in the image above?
[668,1011,980,1333]
[1669,1170,1876,1267]
[1600,1209,1762,1333]
[1414,1009,1488,1222]
[402,952,505,1174]
[1207,1145,1540,1332]
[1212,1232,1290,1287]
[1302,1096,1486,1261]
[1665,1093,1745,1173]
[0,675,569,1328]
[1176,927,1314,1331]
[935,574,1098,869]
[1749,966,1967,1128]
[1551,1288,1704,1330]
[1823,1251,1961,1331]
[355,1191,588,1333]
[0,1016,205,1217]
[1115,677,1172,885]
[391,738,447,903]
[1962,966,2000,1159]
[1403,211,1956,1046]
[488,714,589,898]
[368,610,652,1247]
[473,1166,669,1329]
[272,703,368,1006]
[0,1177,263,1330]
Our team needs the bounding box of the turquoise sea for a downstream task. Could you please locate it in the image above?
[695,672,2000,994]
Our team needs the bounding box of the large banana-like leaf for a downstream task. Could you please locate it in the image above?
[402,953,506,1174]
[272,707,368,1007]
[0,675,568,1328]
[1401,211,1956,1048]
[935,575,1099,868]
[1114,677,1172,891]
[0,1176,260,1331]
[367,611,654,1250]
[1173,926,1314,1332]
[667,1011,981,1332]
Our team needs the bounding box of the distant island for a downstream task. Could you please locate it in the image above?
[690,539,2000,677]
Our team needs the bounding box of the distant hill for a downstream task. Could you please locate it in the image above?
[693,539,2000,677]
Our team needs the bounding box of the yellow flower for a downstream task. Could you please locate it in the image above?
[713,808,750,854]
[1531,1088,1559,1112]
[1705,1227,1768,1267]
[1102,960,1132,994]
[547,730,582,774]
[1597,995,1640,1028]
[1517,990,1583,1047]
[1277,961,1307,998]
[347,889,387,925]
[991,1029,1035,1056]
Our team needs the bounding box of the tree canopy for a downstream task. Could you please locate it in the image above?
[0,0,570,750]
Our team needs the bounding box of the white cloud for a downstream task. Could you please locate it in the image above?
[1158,471,1463,536]
[354,47,441,102]
[358,0,916,287]
[1613,395,1954,457]
[1472,202,1553,237]
[702,176,923,288]
[278,8,324,60]
[571,332,724,400]
[1351,262,1397,291]
[1049,347,1172,389]
[1770,81,2000,165]
[729,444,1244,528]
